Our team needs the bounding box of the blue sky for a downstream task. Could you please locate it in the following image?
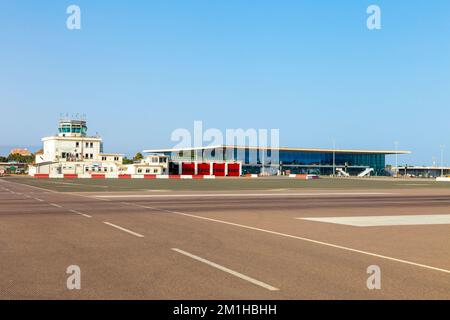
[1,1,449,165]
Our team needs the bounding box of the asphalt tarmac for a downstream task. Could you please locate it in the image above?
[1,178,449,299]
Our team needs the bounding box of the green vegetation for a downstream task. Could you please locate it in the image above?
[122,157,134,164]
[5,153,34,163]
[133,152,143,161]
[0,153,34,164]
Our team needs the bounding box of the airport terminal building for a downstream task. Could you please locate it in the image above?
[28,119,410,177]
[144,146,410,176]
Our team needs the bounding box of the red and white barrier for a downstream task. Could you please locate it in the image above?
[31,172,321,180]
[30,173,219,179]
[34,174,50,178]
[288,174,320,180]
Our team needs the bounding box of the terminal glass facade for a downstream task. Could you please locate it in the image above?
[162,147,388,176]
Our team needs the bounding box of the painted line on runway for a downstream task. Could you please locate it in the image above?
[299,214,450,226]
[49,203,63,208]
[34,198,44,202]
[172,248,279,291]
[75,193,112,201]
[92,196,111,201]
[51,181,109,188]
[0,179,58,193]
[103,222,144,238]
[130,204,450,275]
[95,192,394,199]
[69,209,92,218]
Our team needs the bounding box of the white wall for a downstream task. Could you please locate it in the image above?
[125,164,164,175]
[38,137,102,163]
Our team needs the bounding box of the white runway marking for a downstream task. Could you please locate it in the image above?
[34,198,44,202]
[129,204,450,275]
[49,203,62,208]
[52,181,109,188]
[172,248,279,291]
[299,214,450,226]
[95,192,393,199]
[0,179,57,193]
[103,222,144,238]
[69,209,92,218]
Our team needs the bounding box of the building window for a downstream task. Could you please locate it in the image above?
[138,169,142,173]
[114,157,119,161]
[61,152,66,158]
[102,156,106,161]
[85,142,89,148]
[90,154,93,159]
[90,142,93,148]
[76,142,79,147]
[85,167,89,172]
[104,167,107,172]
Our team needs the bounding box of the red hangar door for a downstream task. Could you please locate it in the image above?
[212,163,226,176]
[181,162,195,175]
[227,163,240,176]
[197,163,210,175]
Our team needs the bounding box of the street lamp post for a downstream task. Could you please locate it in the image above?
[332,139,336,177]
[261,147,265,175]
[394,141,399,177]
[440,145,445,177]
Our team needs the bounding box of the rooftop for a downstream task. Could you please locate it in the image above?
[143,145,411,155]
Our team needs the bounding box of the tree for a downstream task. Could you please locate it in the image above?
[122,157,133,165]
[7,153,34,164]
[133,152,143,162]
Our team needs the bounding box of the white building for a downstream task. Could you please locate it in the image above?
[29,119,125,176]
[125,154,169,175]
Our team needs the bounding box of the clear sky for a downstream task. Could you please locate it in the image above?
[1,1,449,165]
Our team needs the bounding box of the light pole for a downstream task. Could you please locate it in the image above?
[261,147,265,175]
[332,138,336,177]
[394,141,399,177]
[440,145,445,177]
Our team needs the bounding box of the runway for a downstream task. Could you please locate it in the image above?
[1,178,449,299]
